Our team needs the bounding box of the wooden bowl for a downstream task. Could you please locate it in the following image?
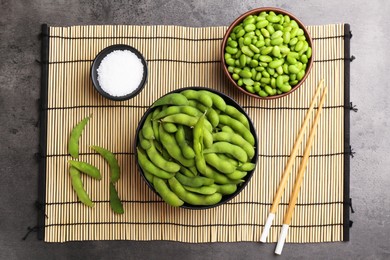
[221,7,314,100]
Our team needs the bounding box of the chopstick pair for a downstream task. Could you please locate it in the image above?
[259,79,328,255]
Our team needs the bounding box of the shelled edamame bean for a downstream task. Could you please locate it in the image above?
[136,89,257,207]
[224,11,312,97]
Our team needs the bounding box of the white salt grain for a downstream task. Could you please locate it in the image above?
[97,50,144,97]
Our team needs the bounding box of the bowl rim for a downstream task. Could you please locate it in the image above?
[221,7,314,100]
[134,86,259,210]
[90,44,148,101]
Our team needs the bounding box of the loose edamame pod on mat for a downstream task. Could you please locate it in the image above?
[68,115,91,158]
[69,167,94,207]
[90,145,120,183]
[109,182,124,214]
[153,177,184,207]
[68,160,102,180]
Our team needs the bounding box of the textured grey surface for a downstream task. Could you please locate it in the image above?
[0,0,389,259]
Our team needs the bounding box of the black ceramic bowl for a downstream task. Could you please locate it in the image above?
[90,44,148,101]
[134,87,259,209]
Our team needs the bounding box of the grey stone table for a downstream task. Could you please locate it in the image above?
[1,0,389,259]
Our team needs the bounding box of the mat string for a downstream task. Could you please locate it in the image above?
[349,146,355,158]
[349,102,358,112]
[349,198,355,214]
[349,55,356,62]
[35,201,48,218]
[22,225,41,240]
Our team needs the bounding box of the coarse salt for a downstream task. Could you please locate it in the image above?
[97,50,144,97]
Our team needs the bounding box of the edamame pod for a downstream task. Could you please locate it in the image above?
[219,115,255,145]
[176,172,214,187]
[90,145,120,183]
[145,141,181,173]
[69,167,94,207]
[203,142,248,163]
[109,182,124,214]
[136,147,176,179]
[223,105,250,129]
[152,93,189,107]
[181,89,213,107]
[153,177,184,207]
[68,115,91,159]
[204,153,236,174]
[142,113,155,139]
[68,160,102,180]
[183,185,217,195]
[168,177,222,206]
[152,105,202,120]
[210,183,237,195]
[175,125,195,159]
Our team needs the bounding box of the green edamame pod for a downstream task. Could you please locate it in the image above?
[188,100,219,128]
[162,122,178,133]
[179,166,196,177]
[181,89,213,107]
[204,153,236,174]
[176,172,214,187]
[212,132,255,159]
[143,169,155,183]
[183,185,217,195]
[168,177,222,206]
[203,129,213,149]
[193,114,208,176]
[227,170,247,180]
[136,147,176,179]
[142,113,155,139]
[138,131,151,150]
[236,162,256,171]
[218,115,255,145]
[204,142,248,163]
[68,115,91,159]
[210,183,237,195]
[109,182,124,214]
[152,105,202,120]
[153,177,184,207]
[90,145,120,183]
[175,125,195,159]
[159,124,195,167]
[152,93,189,107]
[68,160,101,180]
[224,105,250,129]
[199,90,227,112]
[161,114,198,127]
[145,141,181,173]
[152,107,161,141]
[69,167,94,207]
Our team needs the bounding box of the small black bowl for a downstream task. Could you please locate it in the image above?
[134,87,259,210]
[90,44,148,101]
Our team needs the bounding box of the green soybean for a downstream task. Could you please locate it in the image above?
[145,140,181,173]
[168,177,222,206]
[176,172,214,188]
[219,115,255,145]
[183,185,217,195]
[90,145,120,183]
[68,115,91,159]
[204,153,236,174]
[159,125,194,167]
[204,142,248,163]
[109,182,124,214]
[152,93,188,107]
[175,125,195,159]
[69,167,94,207]
[142,113,155,139]
[153,177,184,207]
[153,105,201,120]
[212,132,255,159]
[68,160,101,180]
[210,183,238,195]
[181,89,213,107]
[162,122,178,133]
[137,147,176,179]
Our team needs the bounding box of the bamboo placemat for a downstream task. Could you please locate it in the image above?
[38,23,352,243]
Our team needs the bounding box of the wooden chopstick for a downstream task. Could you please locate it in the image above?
[260,79,325,243]
[274,85,329,255]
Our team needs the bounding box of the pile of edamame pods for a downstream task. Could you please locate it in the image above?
[136,88,258,208]
[67,115,124,214]
[224,11,312,97]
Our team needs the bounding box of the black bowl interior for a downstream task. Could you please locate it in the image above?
[134,87,259,210]
[90,44,148,101]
